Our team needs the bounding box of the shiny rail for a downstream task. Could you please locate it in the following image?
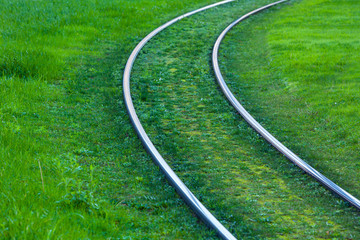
[212,0,360,210]
[123,1,237,239]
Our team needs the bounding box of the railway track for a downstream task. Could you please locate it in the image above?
[123,1,237,239]
[123,0,359,239]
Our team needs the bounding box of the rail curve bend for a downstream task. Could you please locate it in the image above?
[123,1,237,239]
[212,0,360,210]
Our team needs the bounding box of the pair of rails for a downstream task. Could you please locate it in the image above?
[123,1,360,239]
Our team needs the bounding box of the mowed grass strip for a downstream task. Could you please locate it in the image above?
[218,0,360,238]
[0,0,237,239]
[266,0,360,192]
[132,0,360,239]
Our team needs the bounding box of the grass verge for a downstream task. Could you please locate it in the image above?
[218,0,360,238]
[0,0,234,238]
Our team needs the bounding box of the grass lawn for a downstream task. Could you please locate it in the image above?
[1,0,359,239]
[0,0,231,238]
[218,0,360,238]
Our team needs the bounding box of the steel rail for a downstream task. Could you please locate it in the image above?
[212,0,360,210]
[123,1,237,239]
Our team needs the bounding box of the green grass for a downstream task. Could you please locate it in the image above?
[0,0,235,238]
[220,0,360,204]
[265,0,360,192]
[217,0,360,238]
[1,0,359,239]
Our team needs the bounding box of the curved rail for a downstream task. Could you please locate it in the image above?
[123,1,237,239]
[212,0,360,210]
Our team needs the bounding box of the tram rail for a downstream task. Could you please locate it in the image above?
[123,0,359,239]
[123,1,237,239]
[212,0,360,210]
